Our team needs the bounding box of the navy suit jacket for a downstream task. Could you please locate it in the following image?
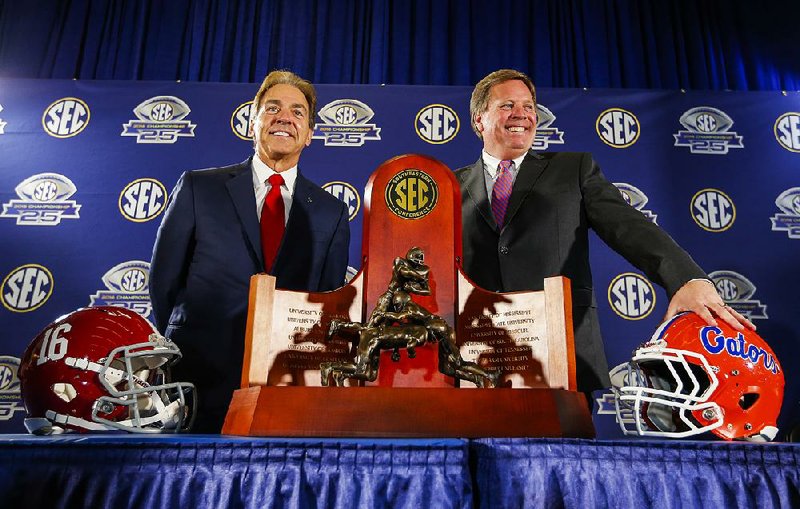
[150,158,349,432]
[456,151,706,394]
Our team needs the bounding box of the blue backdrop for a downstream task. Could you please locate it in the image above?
[0,79,798,438]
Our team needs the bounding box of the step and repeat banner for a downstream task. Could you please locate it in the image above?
[0,79,798,437]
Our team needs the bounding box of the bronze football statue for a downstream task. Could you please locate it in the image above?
[320,247,500,388]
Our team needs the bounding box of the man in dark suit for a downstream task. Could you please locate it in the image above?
[456,69,753,396]
[150,71,350,432]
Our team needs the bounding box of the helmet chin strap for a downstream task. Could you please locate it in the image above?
[98,397,184,431]
[743,425,778,442]
[43,411,115,432]
[24,417,63,435]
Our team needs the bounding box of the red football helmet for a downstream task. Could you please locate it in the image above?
[19,306,195,434]
[610,312,784,441]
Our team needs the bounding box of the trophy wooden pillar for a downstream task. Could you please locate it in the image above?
[361,155,462,387]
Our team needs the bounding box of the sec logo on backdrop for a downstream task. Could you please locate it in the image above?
[415,104,459,144]
[119,178,167,222]
[42,97,90,138]
[774,112,800,152]
[608,273,655,320]
[1,264,53,313]
[596,108,640,148]
[613,183,657,223]
[121,96,197,144]
[770,187,800,239]
[0,356,24,421]
[230,102,254,141]
[89,261,153,321]
[313,99,381,147]
[531,104,565,150]
[691,188,735,232]
[673,107,743,154]
[323,181,360,221]
[0,173,81,226]
[709,270,768,321]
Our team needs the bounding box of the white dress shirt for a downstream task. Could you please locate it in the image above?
[252,154,297,226]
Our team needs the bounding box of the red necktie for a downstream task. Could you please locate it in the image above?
[491,160,514,227]
[260,173,285,272]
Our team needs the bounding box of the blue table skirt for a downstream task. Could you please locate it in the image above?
[2,435,799,509]
[0,435,471,509]
[471,438,800,509]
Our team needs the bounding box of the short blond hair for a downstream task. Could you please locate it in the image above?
[252,70,317,128]
[470,69,536,137]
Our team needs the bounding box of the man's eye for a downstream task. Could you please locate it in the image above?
[293,109,305,117]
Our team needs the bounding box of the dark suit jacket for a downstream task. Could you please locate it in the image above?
[456,151,706,393]
[150,158,349,432]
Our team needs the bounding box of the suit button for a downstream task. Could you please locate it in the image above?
[499,246,509,255]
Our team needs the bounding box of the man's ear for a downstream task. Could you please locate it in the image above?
[304,128,313,146]
[474,114,484,133]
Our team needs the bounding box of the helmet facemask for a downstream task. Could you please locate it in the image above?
[89,335,196,433]
[612,343,723,439]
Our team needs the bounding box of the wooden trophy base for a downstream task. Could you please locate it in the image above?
[222,386,595,438]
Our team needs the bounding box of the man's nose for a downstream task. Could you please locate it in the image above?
[275,109,293,122]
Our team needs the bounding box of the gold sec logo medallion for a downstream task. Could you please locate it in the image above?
[385,169,438,219]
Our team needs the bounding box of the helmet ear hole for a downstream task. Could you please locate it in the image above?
[739,393,759,410]
[52,383,77,403]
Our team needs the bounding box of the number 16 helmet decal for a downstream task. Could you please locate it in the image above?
[610,312,783,441]
[19,306,195,434]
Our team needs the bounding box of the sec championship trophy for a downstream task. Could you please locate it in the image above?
[223,154,593,438]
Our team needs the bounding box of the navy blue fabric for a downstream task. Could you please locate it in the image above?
[0,435,472,509]
[2,435,799,508]
[470,438,800,509]
[0,0,798,90]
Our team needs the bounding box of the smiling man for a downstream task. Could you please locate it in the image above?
[456,69,752,400]
[149,70,349,432]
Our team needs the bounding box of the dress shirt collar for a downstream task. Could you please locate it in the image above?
[481,150,527,179]
[252,153,298,194]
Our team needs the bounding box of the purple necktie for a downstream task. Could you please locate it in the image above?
[491,160,514,227]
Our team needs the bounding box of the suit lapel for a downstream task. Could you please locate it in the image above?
[462,158,498,230]
[284,174,312,238]
[504,152,549,228]
[225,159,263,267]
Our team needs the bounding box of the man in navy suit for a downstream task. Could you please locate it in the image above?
[456,69,753,398]
[150,71,350,432]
